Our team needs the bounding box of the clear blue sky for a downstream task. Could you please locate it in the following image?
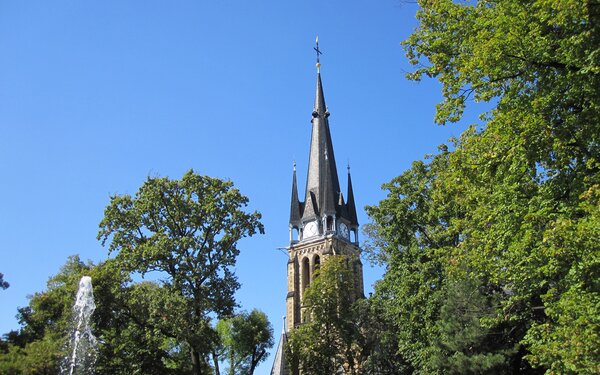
[0,1,470,373]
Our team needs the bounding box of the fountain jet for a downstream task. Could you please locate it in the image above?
[61,276,98,375]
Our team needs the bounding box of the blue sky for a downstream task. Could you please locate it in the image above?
[0,1,472,373]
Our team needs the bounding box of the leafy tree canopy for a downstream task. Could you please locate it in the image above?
[366,1,599,373]
[287,255,368,375]
[97,170,264,374]
[0,256,185,375]
[216,309,274,375]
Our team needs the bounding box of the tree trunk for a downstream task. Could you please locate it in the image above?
[229,350,235,375]
[249,351,257,375]
[191,347,203,375]
[212,351,221,375]
[249,348,265,375]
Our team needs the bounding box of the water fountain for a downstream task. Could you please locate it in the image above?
[61,276,98,375]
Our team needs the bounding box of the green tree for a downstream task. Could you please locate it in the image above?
[287,256,367,375]
[364,150,462,374]
[404,0,599,372]
[366,0,599,373]
[0,256,98,375]
[365,149,547,374]
[216,309,274,375]
[430,277,519,374]
[0,256,183,375]
[0,334,62,375]
[97,170,264,375]
[96,278,194,375]
[359,297,412,375]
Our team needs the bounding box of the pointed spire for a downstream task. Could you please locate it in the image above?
[347,165,359,226]
[302,44,341,223]
[289,162,302,226]
[293,38,359,238]
[314,71,327,116]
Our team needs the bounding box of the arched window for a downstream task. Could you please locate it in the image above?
[301,257,310,297]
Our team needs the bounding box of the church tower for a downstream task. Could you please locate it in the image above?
[285,41,364,331]
[271,39,364,375]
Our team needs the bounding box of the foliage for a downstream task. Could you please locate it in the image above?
[1,171,264,374]
[0,273,8,290]
[0,256,186,375]
[365,150,459,374]
[216,309,274,375]
[96,279,194,375]
[365,0,600,373]
[359,298,412,375]
[287,255,368,375]
[522,191,600,374]
[285,258,412,375]
[0,334,62,375]
[97,170,264,374]
[431,277,521,375]
[0,256,96,374]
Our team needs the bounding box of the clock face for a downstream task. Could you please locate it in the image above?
[305,221,318,237]
[339,223,349,239]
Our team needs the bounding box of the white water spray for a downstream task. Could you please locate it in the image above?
[61,276,98,375]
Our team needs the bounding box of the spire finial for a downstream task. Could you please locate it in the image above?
[293,160,296,171]
[314,35,322,72]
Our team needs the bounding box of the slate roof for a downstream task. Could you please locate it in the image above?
[346,168,359,226]
[270,331,288,375]
[289,70,359,229]
[289,164,302,226]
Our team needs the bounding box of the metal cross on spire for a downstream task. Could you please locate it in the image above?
[314,35,322,72]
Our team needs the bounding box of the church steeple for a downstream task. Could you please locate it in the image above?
[279,38,365,343]
[300,62,342,225]
[288,38,358,244]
